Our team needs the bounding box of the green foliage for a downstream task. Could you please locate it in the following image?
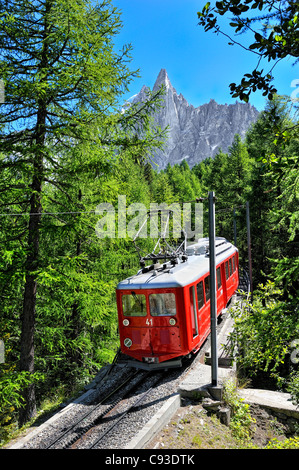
[223,379,256,440]
[245,96,299,286]
[192,135,254,263]
[198,1,299,102]
[0,0,165,429]
[265,437,299,449]
[0,367,44,443]
[0,0,298,443]
[287,371,299,407]
[228,282,299,391]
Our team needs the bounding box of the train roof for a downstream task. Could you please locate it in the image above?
[116,238,238,290]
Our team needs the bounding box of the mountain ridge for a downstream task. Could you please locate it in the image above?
[132,69,259,170]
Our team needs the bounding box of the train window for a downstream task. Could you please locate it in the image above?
[217,267,222,289]
[232,255,236,272]
[225,261,229,280]
[229,258,233,276]
[149,293,176,316]
[197,281,204,309]
[204,276,210,302]
[122,293,147,317]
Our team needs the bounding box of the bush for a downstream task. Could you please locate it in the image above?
[0,367,44,444]
[228,282,299,397]
[287,371,299,406]
[266,437,299,449]
[223,379,256,440]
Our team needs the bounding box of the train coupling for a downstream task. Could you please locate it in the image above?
[143,357,159,364]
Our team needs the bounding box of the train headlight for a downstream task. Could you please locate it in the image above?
[124,338,132,348]
[123,319,129,326]
[169,318,176,326]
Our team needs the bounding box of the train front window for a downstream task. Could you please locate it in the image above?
[149,293,176,316]
[122,292,147,317]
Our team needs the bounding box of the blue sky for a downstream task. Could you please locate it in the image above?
[113,0,297,111]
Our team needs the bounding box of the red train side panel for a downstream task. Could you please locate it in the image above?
[183,251,239,357]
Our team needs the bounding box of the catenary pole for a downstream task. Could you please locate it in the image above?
[208,191,218,386]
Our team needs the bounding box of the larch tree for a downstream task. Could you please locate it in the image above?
[0,0,164,425]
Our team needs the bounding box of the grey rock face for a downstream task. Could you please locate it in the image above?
[131,69,259,170]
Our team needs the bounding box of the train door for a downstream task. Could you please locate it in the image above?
[148,291,182,356]
[233,253,239,288]
[221,262,228,306]
[216,266,225,314]
[189,286,199,339]
[197,278,210,340]
[225,257,237,300]
[227,254,238,299]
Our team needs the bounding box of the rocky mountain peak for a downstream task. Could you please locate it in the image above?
[153,68,174,93]
[131,70,260,170]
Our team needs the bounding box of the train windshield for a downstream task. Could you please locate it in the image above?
[149,293,176,316]
[122,292,146,317]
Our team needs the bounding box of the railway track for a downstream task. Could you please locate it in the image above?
[71,371,166,449]
[18,358,188,450]
[44,368,151,449]
[40,366,174,450]
[16,304,236,450]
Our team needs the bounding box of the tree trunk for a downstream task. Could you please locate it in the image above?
[19,167,42,425]
[69,189,82,368]
[19,2,49,424]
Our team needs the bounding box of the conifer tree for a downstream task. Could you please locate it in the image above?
[246,96,299,287]
[0,0,164,425]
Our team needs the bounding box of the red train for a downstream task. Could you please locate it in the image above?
[116,237,239,369]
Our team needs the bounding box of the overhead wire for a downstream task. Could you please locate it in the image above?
[0,198,246,218]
